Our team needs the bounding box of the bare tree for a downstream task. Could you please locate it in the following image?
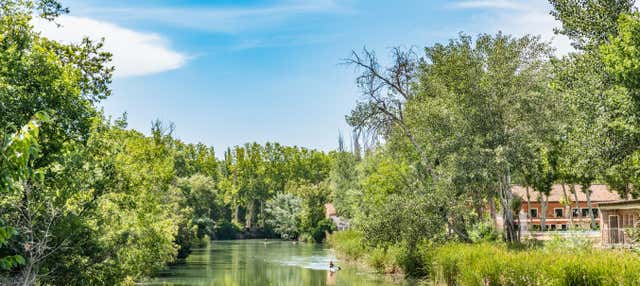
[344,47,435,180]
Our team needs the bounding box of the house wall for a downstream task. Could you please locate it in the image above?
[520,200,604,228]
[601,209,640,245]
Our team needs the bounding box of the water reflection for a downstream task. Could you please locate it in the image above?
[148,239,409,286]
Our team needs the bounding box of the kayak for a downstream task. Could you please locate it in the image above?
[329,266,341,272]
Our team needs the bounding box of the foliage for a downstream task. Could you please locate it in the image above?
[0,114,47,276]
[213,220,242,240]
[327,230,366,261]
[7,0,640,284]
[549,0,634,50]
[176,174,220,239]
[360,193,445,249]
[468,220,500,243]
[265,193,302,239]
[328,140,358,218]
[287,182,334,242]
[545,232,594,251]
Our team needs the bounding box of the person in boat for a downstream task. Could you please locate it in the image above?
[329,261,341,272]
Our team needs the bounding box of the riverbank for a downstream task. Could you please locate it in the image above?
[329,230,640,285]
[327,231,421,278]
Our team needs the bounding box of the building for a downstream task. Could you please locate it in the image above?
[512,184,623,231]
[324,203,350,231]
[599,199,640,246]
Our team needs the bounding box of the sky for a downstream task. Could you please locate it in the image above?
[34,0,575,157]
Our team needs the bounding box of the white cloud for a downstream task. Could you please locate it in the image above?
[33,16,188,78]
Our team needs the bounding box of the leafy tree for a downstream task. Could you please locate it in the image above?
[0,0,112,167]
[409,33,554,241]
[360,193,446,277]
[287,182,333,242]
[176,174,220,240]
[549,0,634,50]
[0,114,47,281]
[265,193,302,239]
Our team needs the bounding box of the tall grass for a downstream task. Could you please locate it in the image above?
[330,230,640,285]
[327,230,404,274]
[327,230,367,261]
[433,243,640,286]
[327,230,429,276]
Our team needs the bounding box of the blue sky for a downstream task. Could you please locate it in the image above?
[36,0,572,156]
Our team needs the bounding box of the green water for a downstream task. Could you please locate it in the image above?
[147,239,411,286]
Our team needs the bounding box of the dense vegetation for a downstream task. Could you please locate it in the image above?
[5,0,640,285]
[0,1,335,284]
[329,0,640,282]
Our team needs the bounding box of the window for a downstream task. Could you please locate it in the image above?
[572,208,580,217]
[581,208,598,217]
[582,208,590,217]
[530,208,538,218]
[554,208,564,218]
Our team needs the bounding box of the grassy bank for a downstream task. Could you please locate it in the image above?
[434,243,640,286]
[327,230,416,276]
[329,230,640,285]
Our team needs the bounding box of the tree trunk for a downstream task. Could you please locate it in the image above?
[562,183,573,228]
[473,192,484,220]
[499,171,518,243]
[259,200,265,229]
[233,203,239,224]
[584,185,596,229]
[525,186,531,230]
[572,184,579,222]
[246,200,255,229]
[489,196,497,229]
[540,193,549,231]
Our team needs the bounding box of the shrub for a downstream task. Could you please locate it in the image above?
[298,233,315,243]
[327,230,366,260]
[469,220,500,243]
[366,245,402,274]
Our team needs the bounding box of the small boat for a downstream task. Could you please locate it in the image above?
[329,266,341,272]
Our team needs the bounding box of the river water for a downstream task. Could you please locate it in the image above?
[147,239,410,286]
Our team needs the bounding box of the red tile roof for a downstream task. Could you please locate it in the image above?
[512,184,623,202]
[324,203,337,217]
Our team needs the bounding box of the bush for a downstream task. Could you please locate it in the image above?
[469,220,500,243]
[327,230,366,260]
[329,230,433,277]
[309,218,334,242]
[545,232,593,251]
[366,246,402,274]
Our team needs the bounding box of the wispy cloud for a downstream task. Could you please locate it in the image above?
[75,0,350,34]
[450,0,526,10]
[33,16,188,78]
[231,33,343,50]
[450,0,573,54]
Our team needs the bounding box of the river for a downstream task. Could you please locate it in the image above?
[147,239,412,286]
